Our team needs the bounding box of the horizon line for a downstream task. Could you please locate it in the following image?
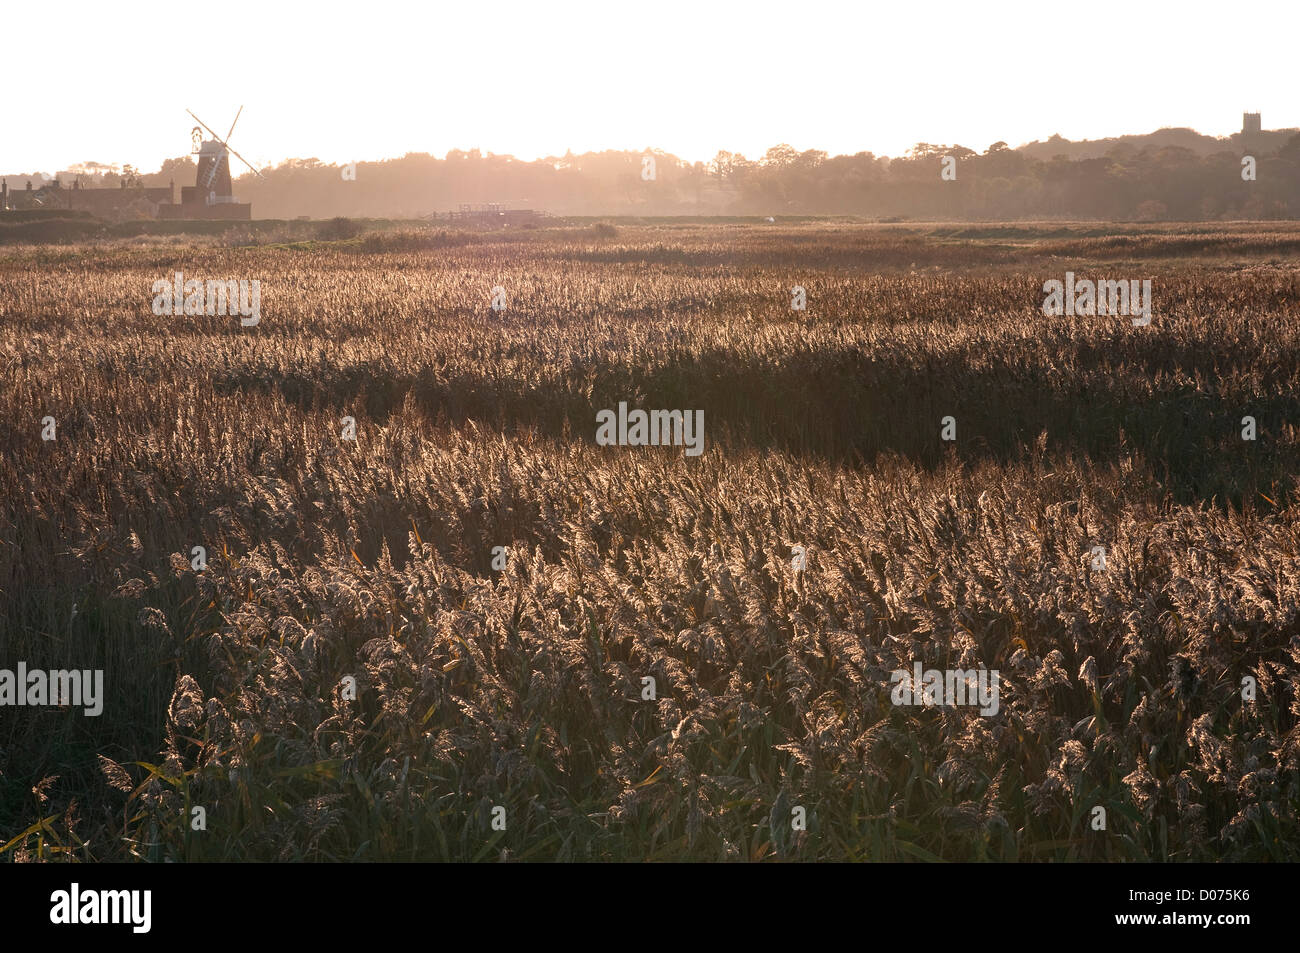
[5,122,1298,180]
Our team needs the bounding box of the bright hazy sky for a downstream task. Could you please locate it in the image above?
[2,0,1295,175]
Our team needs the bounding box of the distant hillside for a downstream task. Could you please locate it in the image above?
[1018,126,1300,160]
[8,124,1300,221]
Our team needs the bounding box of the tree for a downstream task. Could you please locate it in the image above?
[761,144,799,167]
[1278,132,1300,163]
[795,149,828,169]
[709,151,736,179]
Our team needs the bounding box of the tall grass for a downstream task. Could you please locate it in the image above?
[1,223,1297,861]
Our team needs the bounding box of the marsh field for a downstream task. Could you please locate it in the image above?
[1,220,1298,862]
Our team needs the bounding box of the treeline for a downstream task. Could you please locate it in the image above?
[238,138,1300,220]
[14,134,1300,220]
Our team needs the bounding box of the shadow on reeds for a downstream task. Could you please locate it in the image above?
[209,332,1300,510]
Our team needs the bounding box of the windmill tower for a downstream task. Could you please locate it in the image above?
[187,106,263,205]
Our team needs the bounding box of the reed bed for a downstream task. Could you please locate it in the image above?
[1,223,1297,861]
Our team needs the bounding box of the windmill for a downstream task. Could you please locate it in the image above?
[186,106,263,205]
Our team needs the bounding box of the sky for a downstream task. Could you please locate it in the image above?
[1,0,1295,175]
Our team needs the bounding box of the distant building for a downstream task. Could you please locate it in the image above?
[1242,112,1262,153]
[443,203,545,225]
[1,176,173,219]
[157,138,251,220]
[2,123,254,221]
